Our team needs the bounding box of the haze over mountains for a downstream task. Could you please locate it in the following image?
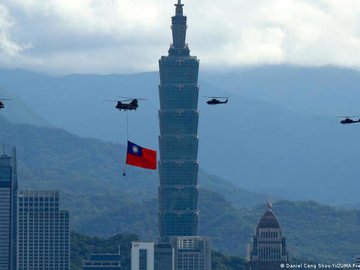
[0,66,359,206]
[1,116,359,263]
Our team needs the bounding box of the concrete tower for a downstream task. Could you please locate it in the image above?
[158,0,200,240]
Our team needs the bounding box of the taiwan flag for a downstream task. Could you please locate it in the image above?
[126,141,157,170]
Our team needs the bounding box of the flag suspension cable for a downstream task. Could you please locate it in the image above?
[122,111,129,176]
[126,110,129,141]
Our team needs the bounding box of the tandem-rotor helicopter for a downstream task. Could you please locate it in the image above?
[104,96,148,176]
[105,97,147,111]
[338,116,360,125]
[203,96,229,105]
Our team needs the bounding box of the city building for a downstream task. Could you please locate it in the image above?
[17,190,70,270]
[158,0,201,241]
[144,237,211,270]
[246,202,289,270]
[131,242,154,270]
[83,253,121,270]
[154,243,175,270]
[0,147,18,270]
[171,236,211,270]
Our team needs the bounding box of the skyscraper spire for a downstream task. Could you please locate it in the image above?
[175,0,184,15]
[171,0,187,51]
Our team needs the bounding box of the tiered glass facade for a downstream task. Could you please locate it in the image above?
[158,0,200,240]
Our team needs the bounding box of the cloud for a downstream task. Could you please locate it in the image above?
[2,0,360,73]
[0,4,29,59]
[8,0,167,36]
[189,0,360,68]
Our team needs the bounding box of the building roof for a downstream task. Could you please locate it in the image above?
[256,200,281,230]
[256,209,281,230]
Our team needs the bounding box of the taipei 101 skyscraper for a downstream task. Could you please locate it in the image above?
[158,0,200,240]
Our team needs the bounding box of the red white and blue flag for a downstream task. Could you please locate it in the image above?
[126,141,157,170]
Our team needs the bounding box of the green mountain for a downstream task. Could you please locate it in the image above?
[0,117,359,262]
[0,86,52,127]
[71,232,139,270]
[0,115,265,207]
[1,67,360,206]
[71,192,360,264]
[71,232,245,270]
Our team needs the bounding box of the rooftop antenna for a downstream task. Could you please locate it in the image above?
[267,196,273,210]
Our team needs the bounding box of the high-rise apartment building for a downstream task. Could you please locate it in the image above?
[17,190,70,270]
[246,203,289,270]
[0,147,18,270]
[158,0,201,241]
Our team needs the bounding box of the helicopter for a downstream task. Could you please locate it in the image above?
[338,116,360,125]
[0,99,12,110]
[105,97,147,111]
[203,96,228,105]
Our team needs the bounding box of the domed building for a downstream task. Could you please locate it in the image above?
[246,202,289,270]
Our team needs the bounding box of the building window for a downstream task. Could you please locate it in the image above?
[139,249,147,270]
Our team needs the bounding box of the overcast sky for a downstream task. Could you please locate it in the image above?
[1,0,360,74]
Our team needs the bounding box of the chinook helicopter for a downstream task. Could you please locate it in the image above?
[105,97,147,111]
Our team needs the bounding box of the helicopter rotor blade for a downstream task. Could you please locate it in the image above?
[116,96,148,101]
[125,97,148,100]
[201,96,228,98]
